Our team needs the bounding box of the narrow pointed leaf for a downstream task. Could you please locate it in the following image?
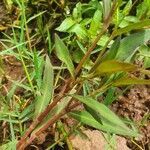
[113,20,150,36]
[115,29,150,60]
[70,110,138,137]
[34,55,53,116]
[93,60,137,76]
[72,95,128,129]
[113,76,150,86]
[55,34,75,77]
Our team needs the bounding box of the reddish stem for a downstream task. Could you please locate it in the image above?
[17,80,70,149]
[18,102,81,150]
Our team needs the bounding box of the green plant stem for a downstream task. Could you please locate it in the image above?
[19,53,35,91]
[17,1,120,149]
[89,35,114,73]
[74,28,107,77]
[89,82,112,97]
[74,0,118,78]
[140,69,150,76]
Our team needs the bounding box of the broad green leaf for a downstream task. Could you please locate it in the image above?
[113,20,150,37]
[91,29,150,73]
[55,34,75,77]
[0,140,17,150]
[89,9,102,36]
[34,55,53,116]
[137,0,150,19]
[97,35,112,47]
[68,23,88,39]
[93,60,137,76]
[113,76,150,86]
[103,87,116,106]
[72,95,128,129]
[70,110,138,137]
[139,45,150,57]
[103,37,121,61]
[56,17,76,32]
[115,29,150,61]
[122,0,132,16]
[72,2,82,21]
[144,57,150,68]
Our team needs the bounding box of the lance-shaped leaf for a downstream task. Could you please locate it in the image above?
[34,55,53,116]
[55,34,75,77]
[70,110,138,137]
[113,20,150,37]
[115,29,150,61]
[72,95,129,129]
[113,76,150,86]
[92,60,137,77]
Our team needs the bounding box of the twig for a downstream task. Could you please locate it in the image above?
[74,29,106,77]
[17,1,119,149]
[74,0,118,77]
[17,80,70,149]
[18,101,81,150]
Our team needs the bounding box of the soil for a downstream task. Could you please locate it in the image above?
[112,85,150,150]
[70,129,130,150]
[1,56,24,96]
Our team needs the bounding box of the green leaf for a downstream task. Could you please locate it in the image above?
[115,29,150,61]
[113,76,150,86]
[72,95,128,129]
[139,45,150,57]
[93,60,137,76]
[137,0,150,19]
[0,140,17,150]
[122,0,132,16]
[68,23,88,39]
[144,57,150,68]
[89,9,102,36]
[113,20,150,36]
[26,11,46,24]
[103,87,116,106]
[55,34,75,77]
[33,51,44,88]
[56,17,76,32]
[103,37,121,60]
[34,55,53,116]
[70,110,138,137]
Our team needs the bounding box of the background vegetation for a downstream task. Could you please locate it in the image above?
[0,0,150,149]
